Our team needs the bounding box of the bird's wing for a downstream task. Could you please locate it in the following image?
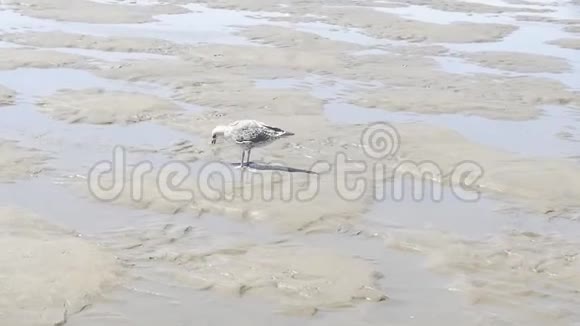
[255,121,287,135]
[230,123,272,144]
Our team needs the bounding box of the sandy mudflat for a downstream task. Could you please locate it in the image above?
[38,88,182,124]
[0,207,122,326]
[311,7,518,43]
[1,0,580,325]
[8,0,188,23]
[0,48,91,70]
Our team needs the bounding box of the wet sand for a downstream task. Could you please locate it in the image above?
[1,0,580,325]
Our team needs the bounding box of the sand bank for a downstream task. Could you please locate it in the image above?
[312,7,518,43]
[0,48,91,70]
[8,0,188,23]
[0,207,122,326]
[37,88,181,125]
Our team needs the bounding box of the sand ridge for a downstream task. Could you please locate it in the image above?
[0,47,95,70]
[1,0,580,324]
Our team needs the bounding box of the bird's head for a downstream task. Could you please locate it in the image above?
[210,125,226,145]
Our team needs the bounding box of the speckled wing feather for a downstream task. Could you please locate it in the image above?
[230,121,269,143]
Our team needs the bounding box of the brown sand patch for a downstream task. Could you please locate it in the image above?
[37,88,181,125]
[0,48,90,70]
[1,32,180,55]
[0,85,15,106]
[0,140,47,182]
[9,0,188,23]
[548,38,580,50]
[0,206,121,325]
[461,51,572,73]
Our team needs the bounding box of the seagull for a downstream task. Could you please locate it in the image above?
[211,119,294,167]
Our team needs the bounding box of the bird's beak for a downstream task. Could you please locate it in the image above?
[211,138,216,145]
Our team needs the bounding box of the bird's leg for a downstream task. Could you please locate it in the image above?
[241,149,246,168]
[246,148,252,167]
